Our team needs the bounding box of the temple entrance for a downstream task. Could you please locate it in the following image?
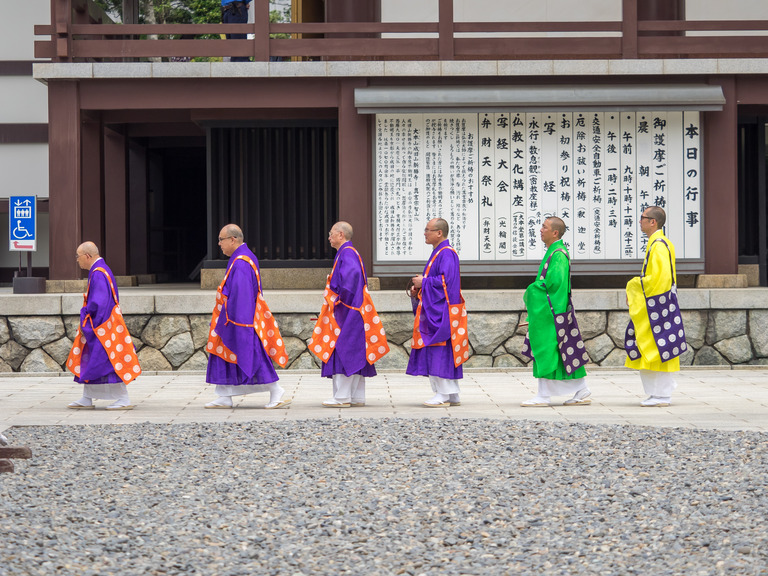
[205,122,339,267]
[146,145,208,282]
[738,115,768,286]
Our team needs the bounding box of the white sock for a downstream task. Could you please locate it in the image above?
[427,393,449,404]
[267,384,285,404]
[207,396,233,407]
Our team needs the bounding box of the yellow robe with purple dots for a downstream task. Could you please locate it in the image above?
[625,230,680,373]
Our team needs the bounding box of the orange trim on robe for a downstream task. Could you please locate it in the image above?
[310,246,389,364]
[411,246,469,368]
[206,255,288,368]
[66,267,142,384]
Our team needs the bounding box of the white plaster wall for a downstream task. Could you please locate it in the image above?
[686,0,768,36]
[1,0,50,266]
[0,0,49,60]
[0,76,48,123]
[381,0,620,22]
[0,144,49,199]
[686,0,768,20]
[381,0,768,22]
[381,0,620,38]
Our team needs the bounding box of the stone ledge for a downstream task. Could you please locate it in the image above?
[46,280,87,293]
[696,274,748,288]
[61,294,156,315]
[0,295,61,316]
[709,289,768,309]
[35,59,768,82]
[738,265,760,287]
[155,293,214,315]
[115,276,139,287]
[200,268,330,291]
[4,287,768,315]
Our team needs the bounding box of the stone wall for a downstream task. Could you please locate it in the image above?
[0,287,766,372]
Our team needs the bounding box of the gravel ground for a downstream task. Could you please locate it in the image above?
[1,419,767,576]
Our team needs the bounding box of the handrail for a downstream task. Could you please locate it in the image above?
[34,0,768,63]
[638,20,768,32]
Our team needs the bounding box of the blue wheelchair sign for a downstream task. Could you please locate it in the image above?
[9,196,37,251]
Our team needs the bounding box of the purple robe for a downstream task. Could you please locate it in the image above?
[75,258,122,384]
[205,244,279,385]
[406,239,463,380]
[321,242,377,378]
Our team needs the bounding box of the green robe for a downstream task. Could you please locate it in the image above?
[523,240,587,380]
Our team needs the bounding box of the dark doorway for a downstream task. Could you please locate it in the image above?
[207,122,339,265]
[147,145,208,282]
[737,115,768,285]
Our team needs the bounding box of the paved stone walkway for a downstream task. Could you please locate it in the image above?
[1,367,766,432]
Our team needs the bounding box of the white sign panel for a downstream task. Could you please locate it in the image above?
[374,111,702,262]
[9,196,37,252]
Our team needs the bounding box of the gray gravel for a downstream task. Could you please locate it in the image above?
[1,419,767,575]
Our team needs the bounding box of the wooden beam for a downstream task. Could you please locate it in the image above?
[81,118,104,250]
[104,127,129,275]
[338,79,372,270]
[48,81,82,280]
[253,0,270,61]
[0,447,32,459]
[622,0,638,59]
[438,0,454,60]
[704,77,738,274]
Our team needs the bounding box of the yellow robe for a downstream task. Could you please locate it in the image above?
[625,230,680,372]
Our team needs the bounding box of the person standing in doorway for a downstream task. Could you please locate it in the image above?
[221,0,251,62]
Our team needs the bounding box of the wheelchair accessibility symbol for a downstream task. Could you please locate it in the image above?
[12,221,32,239]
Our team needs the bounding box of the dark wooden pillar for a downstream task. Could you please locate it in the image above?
[621,0,638,59]
[324,0,380,58]
[637,0,685,22]
[81,116,104,249]
[47,81,81,280]
[128,140,149,275]
[52,0,73,62]
[638,0,685,36]
[104,127,129,275]
[704,77,738,274]
[338,79,372,269]
[123,0,139,24]
[324,0,380,26]
[438,0,454,60]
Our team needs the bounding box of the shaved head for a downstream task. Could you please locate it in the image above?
[333,221,353,241]
[545,217,566,239]
[77,241,99,257]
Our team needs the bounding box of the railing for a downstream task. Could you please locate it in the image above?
[35,0,768,63]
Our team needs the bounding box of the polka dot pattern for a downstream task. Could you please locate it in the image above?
[67,269,142,384]
[625,253,686,362]
[309,253,390,365]
[205,255,288,368]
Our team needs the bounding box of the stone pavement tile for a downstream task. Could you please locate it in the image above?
[386,412,456,420]
[1,369,767,432]
[558,414,633,426]
[448,410,506,420]
[5,416,68,426]
[281,410,331,421]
